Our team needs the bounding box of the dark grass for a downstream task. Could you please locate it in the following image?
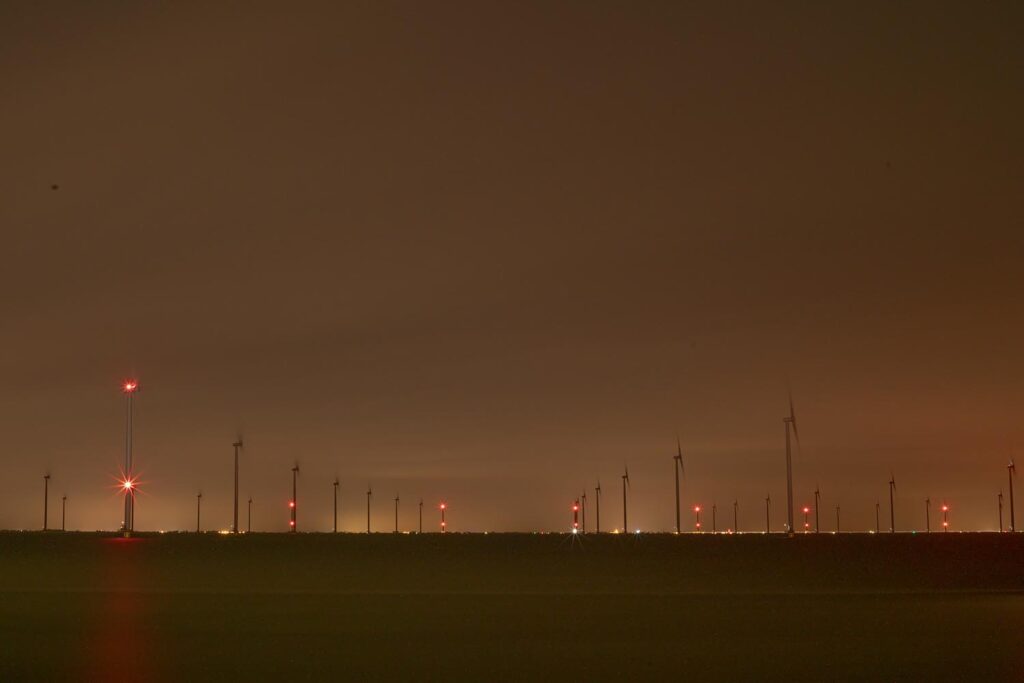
[1,532,1022,681]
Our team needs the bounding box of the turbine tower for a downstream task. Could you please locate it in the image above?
[621,467,630,533]
[121,379,139,536]
[581,491,587,533]
[889,475,896,533]
[733,499,738,533]
[232,438,243,533]
[333,478,339,533]
[248,497,253,533]
[814,486,821,533]
[595,481,602,533]
[835,505,840,532]
[290,464,300,532]
[783,394,800,535]
[1008,460,1016,532]
[765,494,771,533]
[43,473,50,531]
[998,490,1004,532]
[196,491,202,533]
[394,494,400,533]
[925,497,931,532]
[673,437,684,534]
[61,495,67,532]
[419,499,423,533]
[366,485,372,533]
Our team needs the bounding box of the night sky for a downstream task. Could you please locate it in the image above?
[2,2,1021,533]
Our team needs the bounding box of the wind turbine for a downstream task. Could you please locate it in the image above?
[998,490,1004,532]
[394,494,400,533]
[733,500,738,533]
[673,437,684,534]
[621,467,630,533]
[419,499,423,533]
[889,475,896,533]
[925,498,931,532]
[366,485,372,533]
[290,464,300,532]
[783,393,800,535]
[712,503,717,533]
[941,503,950,531]
[121,379,139,536]
[835,505,840,532]
[61,495,67,532]
[765,494,771,534]
[248,497,253,533]
[196,491,202,533]
[875,502,880,534]
[333,478,339,533]
[595,481,602,533]
[814,486,821,533]
[693,505,702,532]
[581,491,587,533]
[572,499,580,533]
[440,502,447,533]
[232,437,243,533]
[1008,460,1016,532]
[43,473,50,531]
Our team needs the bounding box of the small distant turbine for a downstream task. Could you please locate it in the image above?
[366,485,372,534]
[835,505,840,533]
[673,437,684,534]
[889,475,896,533]
[581,491,587,534]
[232,437,243,534]
[875,502,880,534]
[1008,460,1016,532]
[43,473,51,531]
[802,506,810,533]
[121,379,139,536]
[572,499,580,533]
[765,494,771,534]
[248,497,253,533]
[693,504,702,532]
[814,486,821,533]
[290,464,300,532]
[711,502,717,533]
[925,497,931,533]
[594,481,602,533]
[61,495,67,532]
[621,467,630,533]
[394,494,400,534]
[419,499,423,534]
[333,478,340,533]
[196,491,202,533]
[941,503,950,531]
[733,499,738,533]
[440,501,447,533]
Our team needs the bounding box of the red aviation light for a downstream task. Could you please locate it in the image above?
[123,380,138,393]
[288,501,295,508]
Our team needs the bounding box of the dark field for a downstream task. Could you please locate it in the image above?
[1,532,1022,681]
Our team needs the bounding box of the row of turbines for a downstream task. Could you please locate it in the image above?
[29,380,1022,535]
[572,400,1018,535]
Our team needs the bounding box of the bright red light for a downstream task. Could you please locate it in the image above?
[803,507,810,514]
[572,504,579,511]
[121,479,134,491]
[123,380,138,393]
[289,520,295,526]
[440,503,446,510]
[288,501,295,508]
[941,505,949,512]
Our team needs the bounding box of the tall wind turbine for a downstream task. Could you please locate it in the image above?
[621,467,630,532]
[366,485,372,533]
[333,478,339,533]
[290,464,300,532]
[783,394,800,535]
[814,486,821,533]
[673,437,684,534]
[43,473,50,531]
[595,481,602,533]
[232,438,243,533]
[888,475,896,533]
[1008,460,1016,532]
[121,379,139,536]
